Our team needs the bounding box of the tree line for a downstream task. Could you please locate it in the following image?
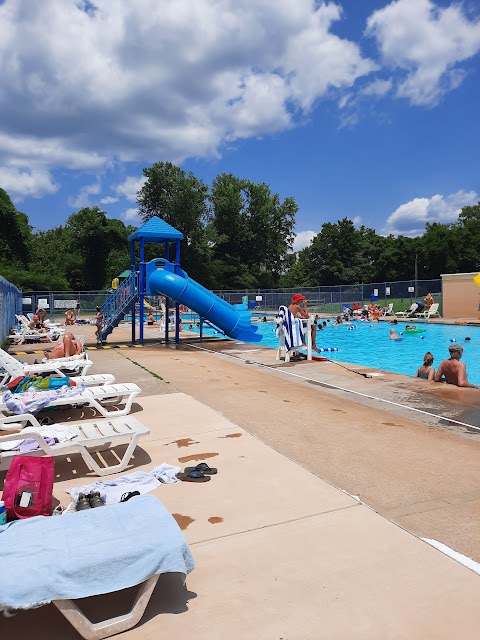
[1,162,479,292]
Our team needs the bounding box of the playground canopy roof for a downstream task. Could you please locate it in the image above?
[128,216,184,243]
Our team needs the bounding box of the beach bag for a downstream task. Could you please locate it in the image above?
[2,455,55,521]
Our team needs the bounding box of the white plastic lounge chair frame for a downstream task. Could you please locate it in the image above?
[0,413,149,476]
[9,328,64,346]
[415,302,440,320]
[395,303,418,317]
[0,348,112,388]
[0,496,193,640]
[53,575,160,639]
[0,382,141,419]
[15,314,65,336]
[384,303,394,316]
[276,317,313,363]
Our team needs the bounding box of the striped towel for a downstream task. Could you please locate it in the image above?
[276,306,304,351]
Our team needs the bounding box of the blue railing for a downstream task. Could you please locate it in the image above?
[0,276,22,344]
[101,272,138,338]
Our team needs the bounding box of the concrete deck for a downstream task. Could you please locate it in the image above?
[2,323,480,638]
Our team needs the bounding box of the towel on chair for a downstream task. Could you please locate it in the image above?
[0,495,195,610]
[276,305,304,351]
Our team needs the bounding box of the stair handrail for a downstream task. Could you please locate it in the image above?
[101,272,138,336]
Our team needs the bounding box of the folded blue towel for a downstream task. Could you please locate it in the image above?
[0,495,195,610]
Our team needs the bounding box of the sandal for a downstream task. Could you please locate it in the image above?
[184,463,217,475]
[176,470,211,482]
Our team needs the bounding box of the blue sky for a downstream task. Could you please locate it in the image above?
[1,0,479,251]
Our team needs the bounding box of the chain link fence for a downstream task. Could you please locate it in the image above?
[212,279,442,316]
[16,278,442,327]
[20,291,112,323]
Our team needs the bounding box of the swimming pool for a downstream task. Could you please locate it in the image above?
[190,320,480,385]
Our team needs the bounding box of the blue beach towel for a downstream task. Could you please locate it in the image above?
[276,305,304,351]
[0,495,195,610]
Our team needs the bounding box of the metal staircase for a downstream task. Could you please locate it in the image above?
[100,272,138,342]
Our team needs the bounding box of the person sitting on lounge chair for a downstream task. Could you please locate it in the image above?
[288,294,320,352]
[44,332,83,359]
[28,314,49,333]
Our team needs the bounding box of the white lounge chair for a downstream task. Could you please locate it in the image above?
[10,317,64,345]
[395,303,418,317]
[416,302,440,319]
[0,413,149,476]
[0,347,113,388]
[383,303,394,316]
[275,306,312,363]
[0,496,194,640]
[0,382,141,419]
[16,314,65,334]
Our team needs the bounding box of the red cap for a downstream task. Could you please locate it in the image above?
[292,294,306,304]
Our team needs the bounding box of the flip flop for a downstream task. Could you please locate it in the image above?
[184,463,218,475]
[176,470,211,482]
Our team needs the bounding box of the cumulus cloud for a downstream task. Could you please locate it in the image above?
[352,216,362,227]
[114,176,147,202]
[67,182,101,208]
[366,0,480,106]
[383,190,478,236]
[0,166,58,199]
[292,230,317,252]
[0,0,377,191]
[100,196,119,204]
[121,207,142,224]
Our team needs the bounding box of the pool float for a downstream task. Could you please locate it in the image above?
[403,328,426,335]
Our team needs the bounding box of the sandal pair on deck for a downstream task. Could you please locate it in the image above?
[176,463,218,483]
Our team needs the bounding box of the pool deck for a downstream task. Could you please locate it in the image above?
[3,322,480,638]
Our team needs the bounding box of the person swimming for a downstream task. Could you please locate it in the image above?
[389,328,402,340]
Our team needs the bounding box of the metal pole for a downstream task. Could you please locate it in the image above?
[415,253,418,299]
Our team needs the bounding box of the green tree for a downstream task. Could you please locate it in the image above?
[209,174,297,288]
[137,162,212,283]
[0,188,32,268]
[63,207,131,289]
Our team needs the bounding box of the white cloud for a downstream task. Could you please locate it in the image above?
[0,0,377,185]
[383,190,478,236]
[114,176,147,202]
[0,165,58,199]
[121,207,142,224]
[360,79,392,97]
[67,182,101,208]
[352,216,362,227]
[366,0,480,106]
[100,196,119,204]
[292,230,317,252]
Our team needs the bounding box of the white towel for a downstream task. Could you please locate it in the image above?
[276,305,304,351]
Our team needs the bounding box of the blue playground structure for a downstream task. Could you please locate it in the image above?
[100,216,261,345]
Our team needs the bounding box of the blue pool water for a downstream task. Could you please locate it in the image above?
[190,320,480,385]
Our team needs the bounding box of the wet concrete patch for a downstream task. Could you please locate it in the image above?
[178,452,219,463]
[167,438,200,448]
[219,433,242,439]
[172,514,195,530]
[208,517,223,524]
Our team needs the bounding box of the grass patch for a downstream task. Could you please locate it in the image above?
[125,357,169,383]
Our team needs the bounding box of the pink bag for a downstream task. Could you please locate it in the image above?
[2,455,55,520]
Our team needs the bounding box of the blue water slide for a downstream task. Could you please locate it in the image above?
[145,259,262,343]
